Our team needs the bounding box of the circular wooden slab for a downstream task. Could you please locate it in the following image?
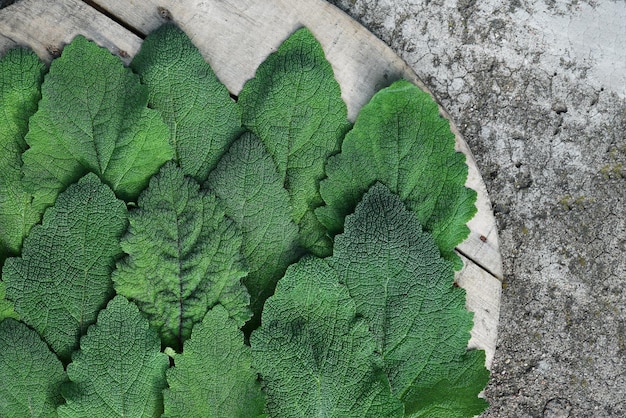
[0,0,502,367]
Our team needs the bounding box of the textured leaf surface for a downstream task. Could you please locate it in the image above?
[251,257,404,417]
[404,350,489,417]
[0,281,18,321]
[58,296,169,418]
[131,23,243,183]
[0,48,45,261]
[330,183,488,416]
[207,132,300,328]
[0,319,66,417]
[317,80,476,267]
[113,162,250,351]
[163,305,265,418]
[21,35,173,210]
[238,28,351,256]
[3,173,127,362]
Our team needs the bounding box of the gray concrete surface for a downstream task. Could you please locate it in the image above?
[325,0,625,416]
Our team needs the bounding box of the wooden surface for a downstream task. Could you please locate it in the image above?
[0,0,502,367]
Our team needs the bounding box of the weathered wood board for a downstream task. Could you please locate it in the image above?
[0,0,502,367]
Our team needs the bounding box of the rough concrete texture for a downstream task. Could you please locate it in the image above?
[326,0,626,416]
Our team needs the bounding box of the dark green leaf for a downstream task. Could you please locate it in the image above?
[21,36,173,210]
[239,28,351,256]
[113,162,250,351]
[0,319,66,418]
[3,173,127,362]
[330,183,488,416]
[0,47,45,261]
[58,296,169,418]
[131,23,243,183]
[163,305,265,418]
[317,80,476,267]
[251,257,404,417]
[207,132,300,329]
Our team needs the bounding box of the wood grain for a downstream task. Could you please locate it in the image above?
[456,253,502,367]
[0,0,502,368]
[0,0,141,64]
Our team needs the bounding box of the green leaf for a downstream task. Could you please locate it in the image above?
[0,281,18,321]
[0,47,45,262]
[317,80,477,268]
[0,319,66,418]
[58,295,169,418]
[207,132,301,329]
[238,28,351,256]
[112,161,250,351]
[3,173,128,363]
[251,257,404,418]
[21,35,173,211]
[163,305,265,418]
[403,350,490,418]
[330,183,488,416]
[131,23,243,183]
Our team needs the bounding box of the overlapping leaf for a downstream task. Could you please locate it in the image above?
[329,183,488,416]
[0,48,45,261]
[0,22,489,418]
[21,35,173,211]
[163,305,265,418]
[238,28,351,256]
[113,162,250,351]
[0,281,18,321]
[317,80,477,267]
[58,296,169,418]
[131,23,243,183]
[207,132,301,329]
[251,257,404,417]
[0,319,66,417]
[3,173,127,363]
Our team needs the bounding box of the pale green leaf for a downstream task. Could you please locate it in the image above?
[238,28,351,256]
[330,183,488,416]
[0,47,45,261]
[3,173,128,363]
[112,161,250,351]
[21,35,173,211]
[163,305,265,418]
[58,296,169,418]
[131,23,243,183]
[317,80,477,267]
[0,319,66,418]
[206,132,301,329]
[251,257,404,417]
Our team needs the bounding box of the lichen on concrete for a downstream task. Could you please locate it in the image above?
[327,0,626,416]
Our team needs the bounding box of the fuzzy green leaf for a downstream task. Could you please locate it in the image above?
[0,319,66,418]
[251,257,404,417]
[0,48,45,261]
[163,305,265,418]
[3,173,127,363]
[0,281,18,321]
[403,350,489,417]
[207,132,300,329]
[131,23,243,183]
[330,183,488,416]
[238,28,351,256]
[112,162,250,351]
[21,35,173,211]
[317,80,477,267]
[58,295,169,418]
